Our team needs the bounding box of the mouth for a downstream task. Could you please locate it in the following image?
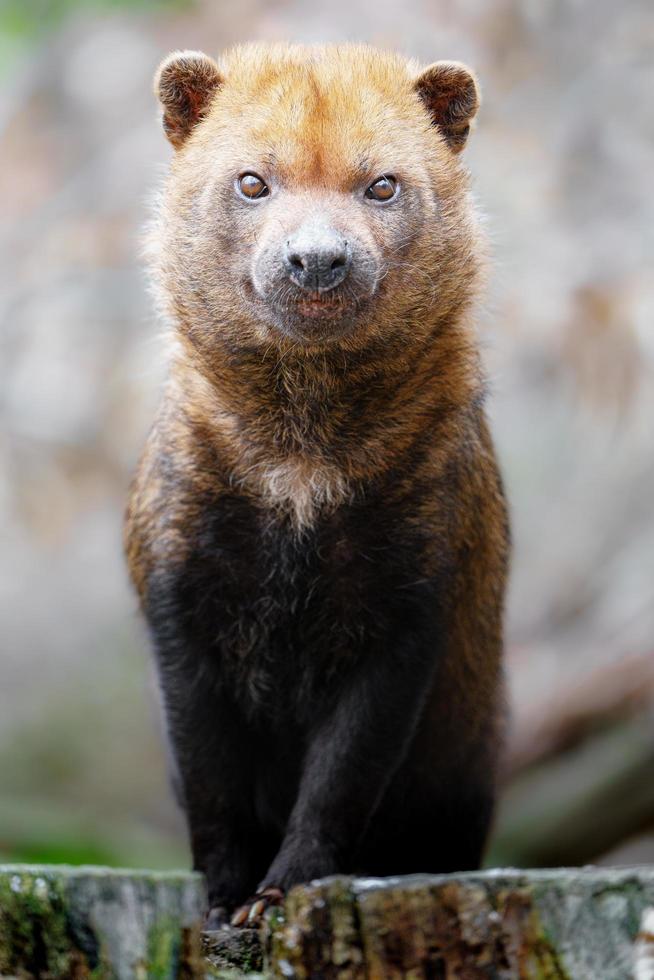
[255,292,362,345]
[248,275,375,343]
[293,291,349,320]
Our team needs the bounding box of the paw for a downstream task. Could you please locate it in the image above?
[230,887,284,927]
[204,904,230,931]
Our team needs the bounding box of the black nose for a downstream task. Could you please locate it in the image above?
[283,230,352,292]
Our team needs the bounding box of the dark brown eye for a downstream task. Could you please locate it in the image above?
[365,175,398,202]
[237,173,269,200]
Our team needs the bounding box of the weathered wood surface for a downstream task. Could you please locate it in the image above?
[265,868,654,980]
[0,864,206,979]
[3,865,654,978]
[204,925,263,977]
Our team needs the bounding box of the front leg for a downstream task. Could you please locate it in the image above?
[156,650,268,921]
[234,621,440,922]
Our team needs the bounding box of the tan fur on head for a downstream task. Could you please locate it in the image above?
[414,61,480,152]
[138,43,487,534]
[155,50,223,148]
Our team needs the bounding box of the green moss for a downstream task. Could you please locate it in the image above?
[528,942,570,980]
[520,912,570,979]
[146,916,181,978]
[206,971,264,980]
[0,869,89,976]
[490,886,570,980]
[238,948,261,974]
[592,879,646,939]
[204,926,264,976]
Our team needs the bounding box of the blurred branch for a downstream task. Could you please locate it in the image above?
[491,711,654,867]
[504,648,654,777]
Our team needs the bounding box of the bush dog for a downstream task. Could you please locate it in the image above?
[125,43,509,928]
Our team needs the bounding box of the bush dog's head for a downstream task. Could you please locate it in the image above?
[153,44,482,357]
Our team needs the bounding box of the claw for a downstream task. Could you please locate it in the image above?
[230,887,285,928]
[248,899,265,922]
[230,905,250,927]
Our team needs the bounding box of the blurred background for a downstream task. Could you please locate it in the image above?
[1,0,653,872]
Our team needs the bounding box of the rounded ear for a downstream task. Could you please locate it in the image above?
[413,61,480,153]
[154,50,223,149]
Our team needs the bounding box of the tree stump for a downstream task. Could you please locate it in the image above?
[265,868,654,979]
[0,864,206,978]
[3,865,654,978]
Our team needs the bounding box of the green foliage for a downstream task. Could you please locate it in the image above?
[0,836,122,869]
[0,654,189,871]
[0,0,191,42]
[0,796,188,871]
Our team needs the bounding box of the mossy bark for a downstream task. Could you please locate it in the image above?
[203,926,263,977]
[3,866,654,978]
[0,864,206,979]
[265,868,654,980]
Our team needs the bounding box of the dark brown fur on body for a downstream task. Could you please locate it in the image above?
[125,42,509,926]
